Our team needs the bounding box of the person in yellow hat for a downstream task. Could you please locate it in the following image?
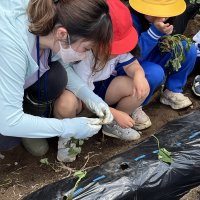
[117,0,197,118]
[129,0,186,18]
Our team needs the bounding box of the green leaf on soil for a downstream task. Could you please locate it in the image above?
[68,146,82,156]
[40,158,49,165]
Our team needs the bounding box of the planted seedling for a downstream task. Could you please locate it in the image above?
[152,135,172,164]
[67,138,84,157]
[159,34,193,72]
[40,158,49,165]
[190,0,200,4]
[64,170,87,200]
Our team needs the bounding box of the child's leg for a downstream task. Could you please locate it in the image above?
[141,61,165,105]
[101,76,148,141]
[155,42,196,109]
[149,42,196,92]
[131,62,164,130]
[105,76,145,114]
[164,43,196,93]
[113,61,164,130]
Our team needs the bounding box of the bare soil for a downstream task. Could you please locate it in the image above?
[1,15,200,200]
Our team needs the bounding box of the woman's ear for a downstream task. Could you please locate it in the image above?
[56,27,68,40]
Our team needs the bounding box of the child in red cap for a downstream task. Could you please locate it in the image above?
[73,0,151,140]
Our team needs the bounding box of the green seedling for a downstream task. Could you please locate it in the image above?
[40,158,49,165]
[67,138,84,157]
[159,34,193,72]
[152,135,172,164]
[190,0,200,4]
[66,170,87,200]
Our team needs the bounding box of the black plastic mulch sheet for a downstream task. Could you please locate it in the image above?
[24,110,200,200]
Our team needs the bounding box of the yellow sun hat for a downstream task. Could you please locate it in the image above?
[129,0,186,17]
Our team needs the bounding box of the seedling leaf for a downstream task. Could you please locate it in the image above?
[40,158,49,165]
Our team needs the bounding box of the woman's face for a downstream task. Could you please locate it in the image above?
[53,27,94,54]
[69,39,94,53]
[57,38,94,63]
[58,38,94,54]
[51,27,96,63]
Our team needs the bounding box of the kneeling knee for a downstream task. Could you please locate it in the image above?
[54,91,81,118]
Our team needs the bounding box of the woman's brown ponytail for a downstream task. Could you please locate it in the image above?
[27,0,57,36]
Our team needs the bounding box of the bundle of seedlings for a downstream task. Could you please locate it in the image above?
[159,34,193,72]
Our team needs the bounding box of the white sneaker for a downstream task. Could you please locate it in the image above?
[132,107,152,130]
[57,137,83,163]
[160,89,192,110]
[102,120,140,141]
[192,75,200,97]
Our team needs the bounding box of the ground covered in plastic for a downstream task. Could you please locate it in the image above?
[23,109,200,200]
[0,75,200,200]
[1,16,200,200]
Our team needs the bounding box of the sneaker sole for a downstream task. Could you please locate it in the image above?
[160,97,192,110]
[134,120,152,131]
[102,129,121,139]
[102,129,141,141]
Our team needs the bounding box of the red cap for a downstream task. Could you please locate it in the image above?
[107,0,138,55]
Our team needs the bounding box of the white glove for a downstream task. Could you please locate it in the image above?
[61,117,102,139]
[77,86,113,124]
[91,102,113,124]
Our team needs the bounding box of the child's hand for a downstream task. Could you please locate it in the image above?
[154,17,173,35]
[113,110,135,128]
[132,75,149,100]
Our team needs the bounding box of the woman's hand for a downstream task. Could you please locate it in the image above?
[62,117,102,139]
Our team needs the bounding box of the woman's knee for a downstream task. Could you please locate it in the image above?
[54,90,82,118]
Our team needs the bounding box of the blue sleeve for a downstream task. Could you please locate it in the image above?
[139,25,165,61]
[131,14,166,61]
